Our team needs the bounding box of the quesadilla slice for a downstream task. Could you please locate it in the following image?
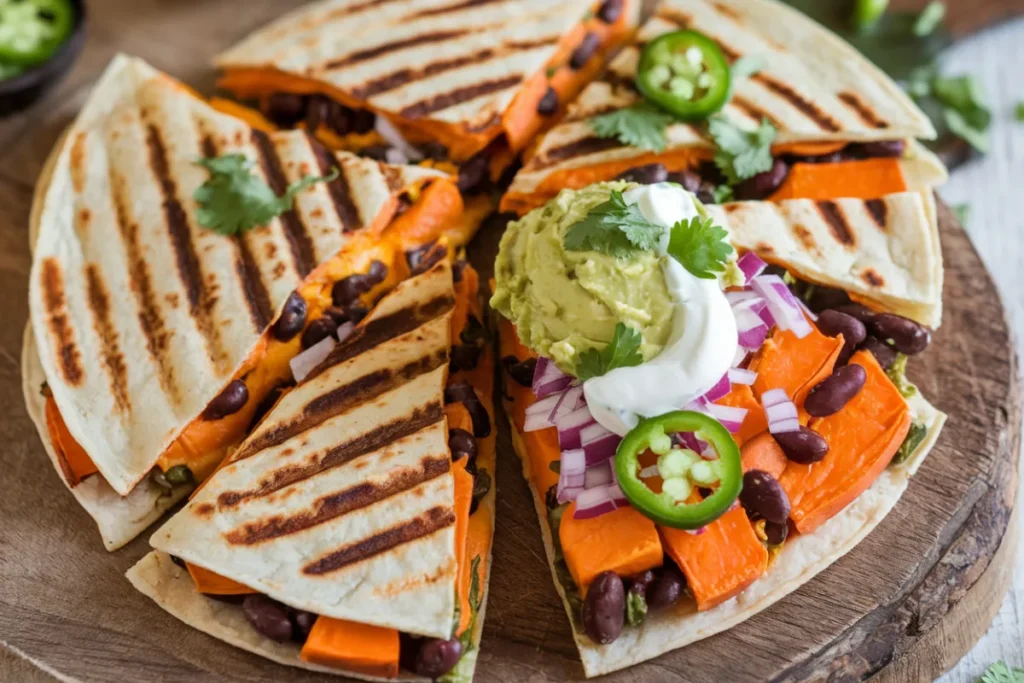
[24,55,479,550]
[129,259,497,682]
[491,181,944,677]
[212,0,641,207]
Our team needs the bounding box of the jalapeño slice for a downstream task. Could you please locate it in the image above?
[613,411,742,529]
[636,30,731,121]
[0,0,74,67]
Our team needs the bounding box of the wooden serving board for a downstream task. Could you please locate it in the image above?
[0,2,1019,682]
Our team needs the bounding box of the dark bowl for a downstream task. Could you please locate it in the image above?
[0,0,87,117]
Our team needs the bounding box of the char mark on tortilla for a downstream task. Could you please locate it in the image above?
[731,96,783,128]
[404,0,509,21]
[865,199,888,230]
[532,135,626,171]
[303,504,456,575]
[752,73,842,133]
[817,200,857,247]
[398,74,524,119]
[40,258,84,386]
[219,401,445,508]
[85,264,130,414]
[324,29,469,70]
[251,129,318,276]
[838,91,890,129]
[224,450,451,544]
[308,134,363,233]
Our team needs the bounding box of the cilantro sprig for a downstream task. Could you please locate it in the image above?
[575,323,644,381]
[563,190,665,257]
[667,216,734,279]
[708,115,777,184]
[980,661,1024,683]
[193,154,339,236]
[590,102,674,153]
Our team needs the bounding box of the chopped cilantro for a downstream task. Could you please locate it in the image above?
[589,101,674,152]
[626,590,648,626]
[564,190,665,258]
[667,216,734,280]
[575,323,644,381]
[910,72,992,154]
[193,154,338,236]
[892,422,927,466]
[952,203,970,226]
[886,353,918,398]
[851,0,890,31]
[712,184,735,204]
[708,116,777,184]
[980,661,1024,683]
[913,1,946,37]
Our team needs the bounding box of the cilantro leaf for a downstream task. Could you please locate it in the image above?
[575,323,644,381]
[193,154,339,236]
[666,215,734,279]
[930,75,992,153]
[892,421,927,466]
[712,184,735,204]
[980,661,1024,683]
[912,1,946,37]
[952,203,970,226]
[626,590,648,626]
[708,116,777,184]
[564,190,665,258]
[590,102,674,152]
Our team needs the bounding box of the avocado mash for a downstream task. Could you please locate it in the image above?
[491,183,676,374]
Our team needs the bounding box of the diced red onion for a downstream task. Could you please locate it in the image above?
[582,431,620,466]
[707,403,748,434]
[751,274,812,339]
[550,385,585,424]
[584,462,613,488]
[375,115,424,162]
[765,401,797,424]
[523,392,563,432]
[701,373,731,403]
[556,405,596,450]
[532,357,573,399]
[770,418,801,434]
[573,483,629,520]
[726,289,759,306]
[736,252,768,284]
[762,389,801,435]
[796,296,818,322]
[728,368,757,385]
[290,336,335,383]
[761,388,790,407]
[556,448,587,504]
[677,431,708,453]
[336,321,355,343]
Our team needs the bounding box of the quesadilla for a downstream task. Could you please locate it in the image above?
[491,181,944,677]
[498,0,947,326]
[212,0,641,201]
[24,54,478,550]
[129,259,498,682]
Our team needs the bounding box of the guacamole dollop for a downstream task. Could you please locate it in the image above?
[491,183,675,375]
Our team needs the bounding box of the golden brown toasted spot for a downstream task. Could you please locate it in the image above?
[69,132,87,194]
[792,224,817,252]
[85,265,130,414]
[756,242,775,256]
[862,269,885,287]
[40,258,83,386]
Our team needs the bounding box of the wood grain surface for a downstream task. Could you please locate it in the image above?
[0,2,1019,682]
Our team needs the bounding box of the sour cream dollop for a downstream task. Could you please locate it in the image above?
[583,184,739,436]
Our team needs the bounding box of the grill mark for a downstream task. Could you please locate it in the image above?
[202,133,274,332]
[109,170,180,404]
[252,129,317,276]
[323,0,405,21]
[862,268,885,287]
[325,29,468,70]
[533,135,625,170]
[40,259,83,386]
[223,453,451,544]
[220,402,444,508]
[398,74,523,119]
[308,135,362,233]
[69,132,87,194]
[405,0,507,20]
[85,265,130,413]
[712,2,743,21]
[303,505,455,575]
[731,96,783,128]
[817,200,856,247]
[865,199,888,230]
[351,35,557,99]
[234,348,448,461]
[838,92,889,129]
[753,74,841,132]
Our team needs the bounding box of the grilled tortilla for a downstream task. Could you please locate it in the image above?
[502,0,946,212]
[214,0,640,167]
[24,55,467,550]
[129,261,497,681]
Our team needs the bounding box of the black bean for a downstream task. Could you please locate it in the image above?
[740,470,791,524]
[461,315,488,346]
[344,301,369,324]
[470,469,491,515]
[733,159,789,200]
[323,306,350,326]
[790,151,845,165]
[695,181,717,205]
[352,109,376,134]
[666,170,703,193]
[304,95,330,132]
[450,343,482,372]
[273,291,307,341]
[290,610,317,643]
[545,485,559,509]
[366,260,388,284]
[208,593,246,605]
[860,336,898,370]
[261,93,306,127]
[646,565,685,610]
[449,428,478,460]
[445,381,477,404]
[452,259,467,283]
[204,379,249,420]
[570,32,601,70]
[817,310,867,364]
[805,364,867,417]
[332,274,373,306]
[457,154,491,194]
[582,571,625,644]
[419,141,449,161]
[597,0,625,23]
[301,316,338,350]
[537,86,559,116]
[615,163,669,185]
[242,595,293,643]
[805,286,851,313]
[764,521,789,546]
[248,382,292,432]
[627,570,656,599]
[326,101,353,136]
[850,139,906,159]
[407,242,448,275]
[466,398,491,438]
[361,144,391,161]
[413,637,463,678]
[869,313,931,355]
[833,302,876,324]
[170,555,187,569]
[502,356,536,387]
[773,428,829,464]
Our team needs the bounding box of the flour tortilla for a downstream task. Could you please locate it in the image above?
[25,54,442,548]
[508,0,942,200]
[510,390,944,677]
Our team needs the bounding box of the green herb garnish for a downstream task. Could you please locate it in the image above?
[667,216,734,279]
[953,203,970,226]
[626,590,648,626]
[712,184,735,204]
[193,154,339,236]
[912,1,946,37]
[563,189,665,257]
[892,422,927,466]
[709,116,777,184]
[980,661,1024,683]
[852,0,890,31]
[1016,102,1024,122]
[886,353,918,398]
[590,101,674,152]
[575,323,644,381]
[932,75,992,153]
